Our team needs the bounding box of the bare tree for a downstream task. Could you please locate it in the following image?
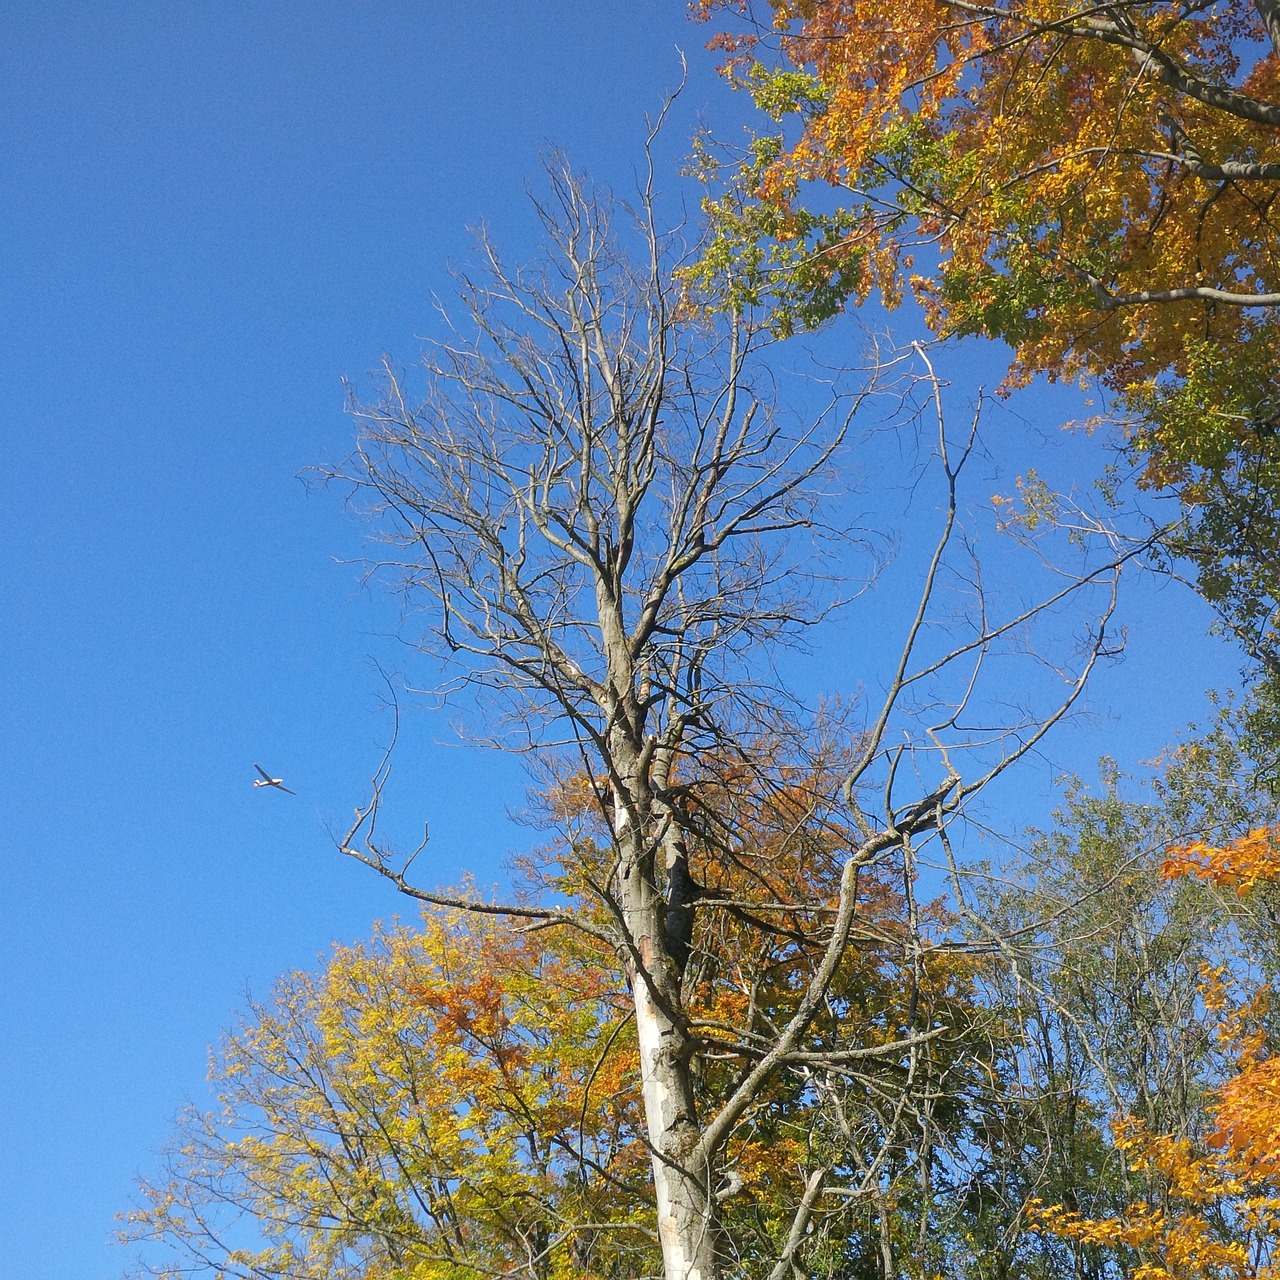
[328,142,1129,1280]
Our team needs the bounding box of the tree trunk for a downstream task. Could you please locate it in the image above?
[626,891,719,1280]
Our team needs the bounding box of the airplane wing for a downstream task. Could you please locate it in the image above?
[253,763,274,782]
[278,784,297,795]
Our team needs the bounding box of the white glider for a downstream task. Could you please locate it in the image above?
[252,764,296,795]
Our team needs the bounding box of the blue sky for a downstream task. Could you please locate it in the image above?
[0,6,1243,1279]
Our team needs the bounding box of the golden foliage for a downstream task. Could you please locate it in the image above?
[1162,826,1280,895]
[123,910,654,1280]
[695,0,1280,480]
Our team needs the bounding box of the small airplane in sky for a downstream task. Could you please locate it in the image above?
[252,764,296,795]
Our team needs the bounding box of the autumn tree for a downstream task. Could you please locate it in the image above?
[315,143,1124,1280]
[691,0,1280,669]
[958,767,1252,1278]
[125,702,1280,1280]
[123,758,998,1279]
[933,691,1280,1280]
[122,909,653,1280]
[536,748,1000,1278]
[1032,823,1280,1280]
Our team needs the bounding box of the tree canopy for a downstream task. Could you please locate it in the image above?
[691,0,1280,664]
[693,0,1280,444]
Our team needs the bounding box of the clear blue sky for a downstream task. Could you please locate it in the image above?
[0,6,1242,1279]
